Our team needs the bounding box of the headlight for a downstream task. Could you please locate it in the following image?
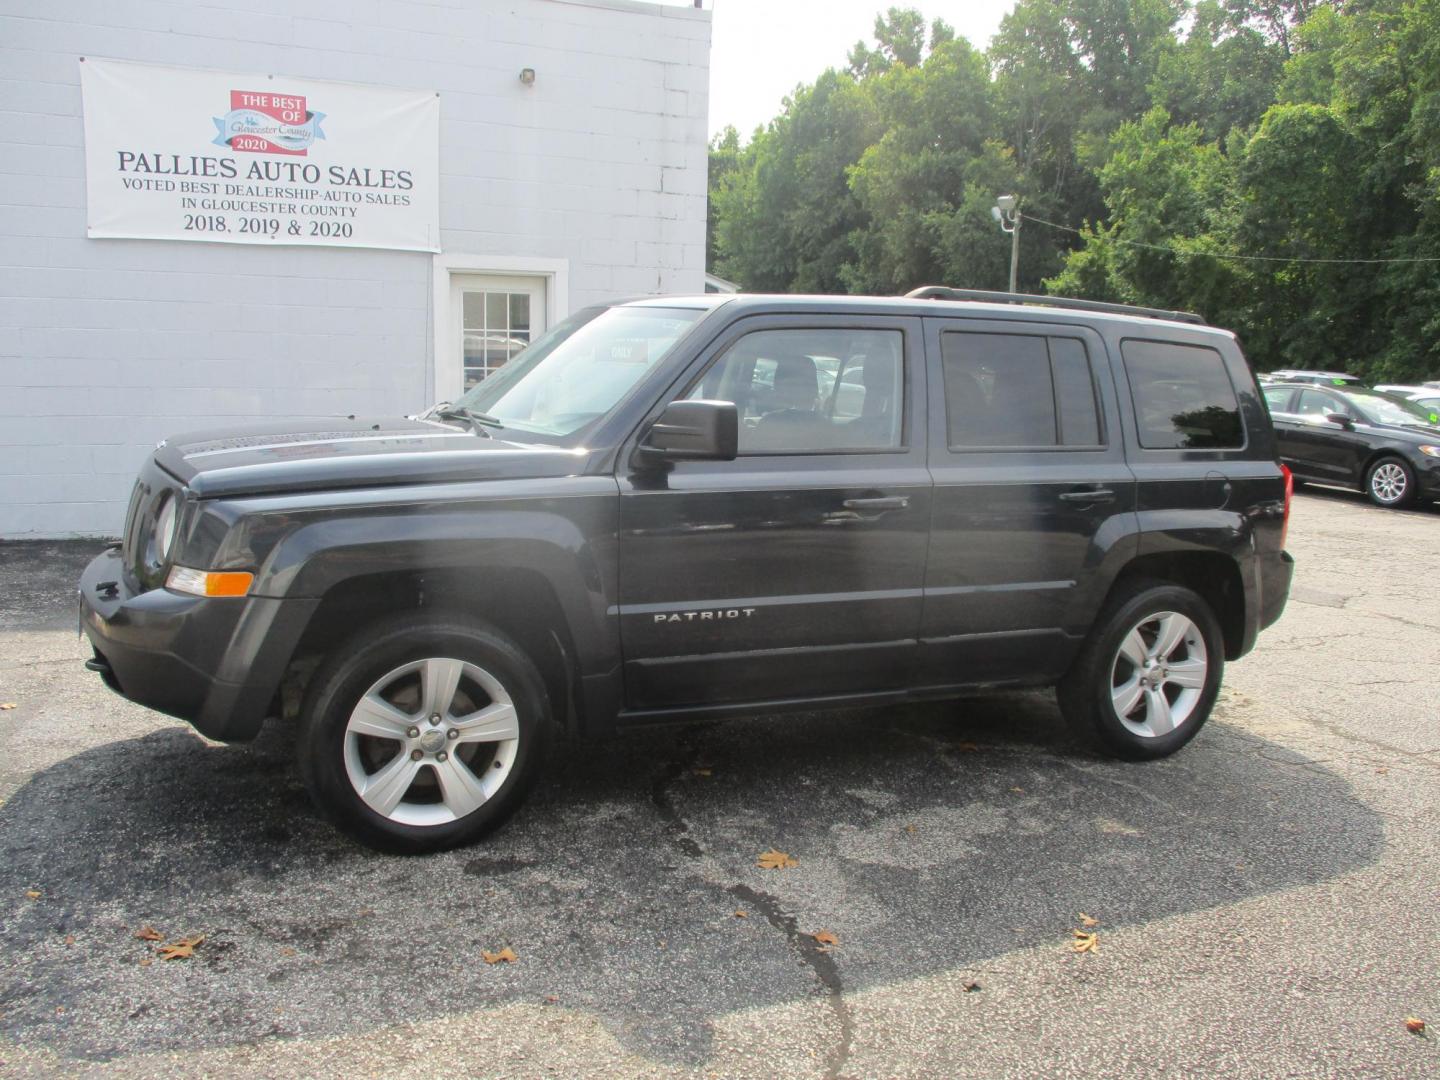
[1419,445,1440,458]
[153,493,180,562]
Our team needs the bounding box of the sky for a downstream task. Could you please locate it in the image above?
[705,0,1018,139]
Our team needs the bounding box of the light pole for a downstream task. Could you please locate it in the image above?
[991,194,1021,294]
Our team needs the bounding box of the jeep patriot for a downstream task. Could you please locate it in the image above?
[78,288,1294,852]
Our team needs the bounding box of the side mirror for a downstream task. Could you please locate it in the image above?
[1326,413,1355,429]
[637,399,738,463]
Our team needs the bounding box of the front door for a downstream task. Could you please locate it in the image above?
[918,317,1136,687]
[615,315,931,713]
[449,274,547,393]
[1285,387,1368,484]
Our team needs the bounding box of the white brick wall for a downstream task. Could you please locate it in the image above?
[0,0,711,536]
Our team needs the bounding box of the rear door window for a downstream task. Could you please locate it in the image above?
[1121,340,1243,450]
[940,332,1104,449]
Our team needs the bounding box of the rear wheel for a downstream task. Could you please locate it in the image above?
[298,613,551,853]
[1365,456,1416,508]
[1058,580,1224,760]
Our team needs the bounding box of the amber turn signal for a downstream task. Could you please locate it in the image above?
[166,567,254,597]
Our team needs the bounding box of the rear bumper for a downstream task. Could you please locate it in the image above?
[78,548,316,742]
[1259,550,1294,631]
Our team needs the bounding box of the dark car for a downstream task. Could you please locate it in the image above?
[78,288,1294,853]
[1262,383,1440,508]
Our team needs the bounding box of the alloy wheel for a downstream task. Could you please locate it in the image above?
[1370,461,1408,504]
[342,657,520,827]
[1108,611,1209,738]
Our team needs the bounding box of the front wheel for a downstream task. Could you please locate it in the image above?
[298,613,551,853]
[1365,456,1417,509]
[1058,580,1224,760]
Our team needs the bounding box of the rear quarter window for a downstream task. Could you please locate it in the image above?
[1122,340,1244,450]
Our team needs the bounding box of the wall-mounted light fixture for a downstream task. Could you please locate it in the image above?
[519,68,536,86]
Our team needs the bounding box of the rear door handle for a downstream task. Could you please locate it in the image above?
[1058,487,1116,504]
[842,496,910,510]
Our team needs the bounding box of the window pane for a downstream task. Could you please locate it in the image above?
[1263,387,1293,412]
[462,292,487,331]
[942,332,1056,447]
[1296,389,1339,416]
[485,292,506,329]
[687,328,904,453]
[1122,340,1242,449]
[1050,337,1101,446]
[509,293,530,332]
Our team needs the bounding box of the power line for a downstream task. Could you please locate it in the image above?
[1024,214,1440,265]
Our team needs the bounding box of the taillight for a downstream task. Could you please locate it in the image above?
[1279,463,1293,549]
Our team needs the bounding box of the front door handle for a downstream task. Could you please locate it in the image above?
[1058,487,1116,504]
[843,496,909,511]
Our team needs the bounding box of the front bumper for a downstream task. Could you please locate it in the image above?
[78,548,317,742]
[1416,456,1440,499]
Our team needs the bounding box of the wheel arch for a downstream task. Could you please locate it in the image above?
[284,565,582,735]
[1099,551,1248,661]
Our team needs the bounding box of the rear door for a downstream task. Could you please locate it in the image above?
[918,317,1136,687]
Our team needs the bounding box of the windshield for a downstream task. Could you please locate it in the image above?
[1343,389,1440,427]
[451,305,704,438]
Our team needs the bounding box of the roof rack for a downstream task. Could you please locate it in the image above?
[905,286,1206,326]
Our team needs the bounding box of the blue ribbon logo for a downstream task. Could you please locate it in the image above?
[213,109,327,152]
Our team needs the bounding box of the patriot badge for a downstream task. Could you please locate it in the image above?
[213,90,326,156]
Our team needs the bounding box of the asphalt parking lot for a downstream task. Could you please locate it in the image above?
[1,487,1437,1079]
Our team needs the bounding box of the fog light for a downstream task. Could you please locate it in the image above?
[166,566,254,597]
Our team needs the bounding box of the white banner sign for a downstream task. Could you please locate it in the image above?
[81,59,439,252]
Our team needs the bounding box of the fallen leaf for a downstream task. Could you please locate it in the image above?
[279,947,296,958]
[138,957,152,967]
[0,703,17,710]
[904,823,917,834]
[64,935,75,946]
[482,947,517,965]
[544,994,559,1004]
[757,849,798,870]
[1072,930,1099,954]
[733,909,748,919]
[810,930,839,948]
[962,980,982,993]
[134,926,163,942]
[157,935,204,961]
[1010,787,1025,794]
[1405,1017,1426,1035]
[25,890,40,901]
[1079,913,1099,928]
[952,741,981,752]
[693,768,713,777]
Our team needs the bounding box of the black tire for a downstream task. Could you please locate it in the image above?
[1364,455,1417,509]
[1058,579,1224,761]
[298,612,552,854]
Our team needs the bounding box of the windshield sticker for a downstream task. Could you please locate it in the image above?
[1332,378,1347,385]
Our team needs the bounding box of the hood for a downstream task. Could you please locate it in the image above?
[153,417,589,498]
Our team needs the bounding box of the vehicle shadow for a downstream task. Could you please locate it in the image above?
[0,693,1384,1067]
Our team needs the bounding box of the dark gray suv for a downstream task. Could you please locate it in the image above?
[78,288,1294,853]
